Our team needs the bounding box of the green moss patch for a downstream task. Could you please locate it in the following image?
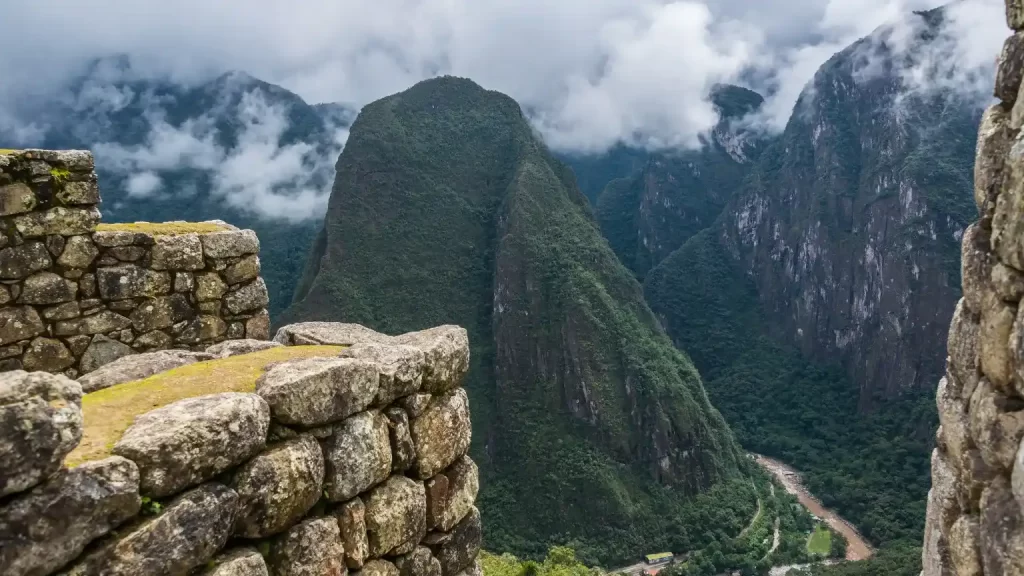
[95,221,231,236]
[0,149,20,155]
[67,345,344,467]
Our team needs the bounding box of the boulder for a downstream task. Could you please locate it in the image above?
[62,483,239,576]
[78,334,135,374]
[424,507,481,576]
[18,271,76,304]
[130,294,194,333]
[256,357,379,427]
[151,233,205,270]
[196,272,228,301]
[394,546,442,576]
[0,306,45,345]
[96,265,171,300]
[968,379,1024,471]
[410,389,472,479]
[77,349,214,392]
[54,310,132,338]
[22,337,75,372]
[231,435,325,538]
[0,371,82,497]
[393,326,469,394]
[201,230,260,259]
[340,343,424,405]
[363,559,400,576]
[267,517,346,576]
[0,456,140,576]
[207,339,282,358]
[321,411,392,502]
[13,206,100,238]
[273,322,391,346]
[224,255,261,285]
[201,548,269,576]
[385,407,417,473]
[224,278,270,314]
[336,496,369,569]
[0,242,51,280]
[112,392,270,498]
[58,236,99,269]
[364,475,427,557]
[427,457,479,532]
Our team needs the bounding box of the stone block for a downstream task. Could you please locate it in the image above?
[224,254,261,285]
[968,378,1024,471]
[394,546,442,576]
[949,515,983,576]
[174,271,195,293]
[77,349,213,392]
[13,206,100,238]
[425,507,481,576]
[231,435,324,538]
[22,337,75,372]
[0,306,45,345]
[321,411,392,502]
[91,230,154,248]
[112,392,270,498]
[57,179,100,205]
[225,278,269,314]
[96,265,171,300]
[0,241,51,279]
[130,293,194,333]
[997,32,1024,104]
[201,229,260,259]
[337,496,369,569]
[410,388,472,479]
[246,310,270,340]
[256,357,379,427]
[201,548,269,576]
[176,315,228,344]
[980,291,1017,390]
[431,457,479,532]
[54,310,132,337]
[363,560,400,576]
[79,334,135,374]
[0,370,82,497]
[365,475,427,557]
[0,182,37,216]
[17,271,76,305]
[341,343,424,406]
[386,407,417,473]
[151,233,205,271]
[42,301,81,321]
[398,393,433,418]
[980,476,1024,575]
[267,517,345,576]
[962,224,993,314]
[206,339,282,359]
[394,326,469,394]
[197,272,228,301]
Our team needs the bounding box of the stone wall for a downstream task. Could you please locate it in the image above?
[0,322,480,576]
[0,149,270,378]
[921,2,1024,574]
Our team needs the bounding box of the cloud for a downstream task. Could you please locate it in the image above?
[0,0,1007,160]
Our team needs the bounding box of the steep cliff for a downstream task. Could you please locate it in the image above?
[281,76,747,562]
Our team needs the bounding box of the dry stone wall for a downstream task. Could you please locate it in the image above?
[0,322,481,576]
[922,2,1024,574]
[0,149,270,378]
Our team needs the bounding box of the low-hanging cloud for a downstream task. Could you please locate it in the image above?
[0,0,1006,165]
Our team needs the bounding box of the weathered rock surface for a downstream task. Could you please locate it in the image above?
[393,326,469,394]
[224,255,261,285]
[13,206,100,238]
[394,546,442,576]
[231,435,325,538]
[151,234,205,271]
[257,357,379,427]
[363,559,401,576]
[365,475,427,557]
[0,306,45,345]
[96,265,171,300]
[18,272,76,305]
[0,456,140,576]
[268,517,346,576]
[62,482,238,576]
[224,278,270,314]
[321,410,392,501]
[201,548,269,576]
[78,334,134,374]
[337,496,370,569]
[273,322,392,346]
[410,389,472,479]
[77,349,214,392]
[0,242,51,280]
[206,339,282,358]
[428,457,479,532]
[385,407,417,473]
[340,343,424,405]
[54,310,132,337]
[58,236,99,269]
[129,294,194,333]
[0,370,82,497]
[112,392,270,498]
[425,507,481,576]
[22,337,75,372]
[201,230,260,259]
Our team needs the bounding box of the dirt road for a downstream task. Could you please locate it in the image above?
[753,454,874,561]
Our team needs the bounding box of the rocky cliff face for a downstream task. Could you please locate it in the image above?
[281,76,746,561]
[719,12,981,408]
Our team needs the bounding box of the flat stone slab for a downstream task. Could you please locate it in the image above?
[256,356,379,427]
[78,349,214,393]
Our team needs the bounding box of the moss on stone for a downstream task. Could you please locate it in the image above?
[66,345,345,467]
[95,221,231,236]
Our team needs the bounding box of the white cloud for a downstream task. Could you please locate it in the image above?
[125,171,163,197]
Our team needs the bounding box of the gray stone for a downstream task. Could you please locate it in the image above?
[224,255,261,285]
[42,301,81,321]
[58,235,99,269]
[112,392,270,498]
[225,278,270,314]
[341,343,424,406]
[268,517,346,576]
[394,546,442,576]
[0,371,82,497]
[151,233,205,270]
[0,182,37,216]
[228,322,246,340]
[57,180,100,205]
[363,559,400,576]
[105,299,136,313]
[321,410,392,502]
[197,272,228,301]
[18,271,76,305]
[79,273,96,297]
[432,457,479,532]
[256,357,379,427]
[410,388,472,479]
[969,378,1024,472]
[246,310,271,340]
[201,548,269,576]
[0,343,22,359]
[91,229,154,248]
[174,271,195,293]
[96,265,171,300]
[398,393,434,418]
[133,330,173,350]
[365,475,427,557]
[201,229,260,259]
[0,242,51,280]
[65,335,91,357]
[337,496,369,569]
[949,515,983,576]
[386,407,417,473]
[0,456,140,576]
[0,306,45,345]
[980,291,1016,391]
[425,507,481,576]
[62,482,239,576]
[63,267,84,280]
[958,448,998,513]
[231,435,324,538]
[79,334,135,375]
[1011,0,1024,31]
[980,476,1024,575]
[13,206,100,237]
[46,235,66,258]
[22,337,75,372]
[394,326,469,394]
[997,32,1024,104]
[937,375,970,467]
[0,285,9,305]
[176,315,228,344]
[207,339,282,358]
[963,224,993,315]
[993,262,1024,301]
[273,322,392,346]
[130,293,193,333]
[54,310,132,338]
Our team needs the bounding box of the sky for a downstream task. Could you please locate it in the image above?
[0,0,1007,219]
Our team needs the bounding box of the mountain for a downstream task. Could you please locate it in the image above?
[280,76,752,563]
[0,57,354,317]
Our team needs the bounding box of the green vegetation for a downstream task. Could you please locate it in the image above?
[95,221,230,235]
[802,545,921,576]
[67,345,343,466]
[0,149,19,154]
[280,76,749,565]
[481,547,603,576]
[807,525,831,557]
[49,167,71,188]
